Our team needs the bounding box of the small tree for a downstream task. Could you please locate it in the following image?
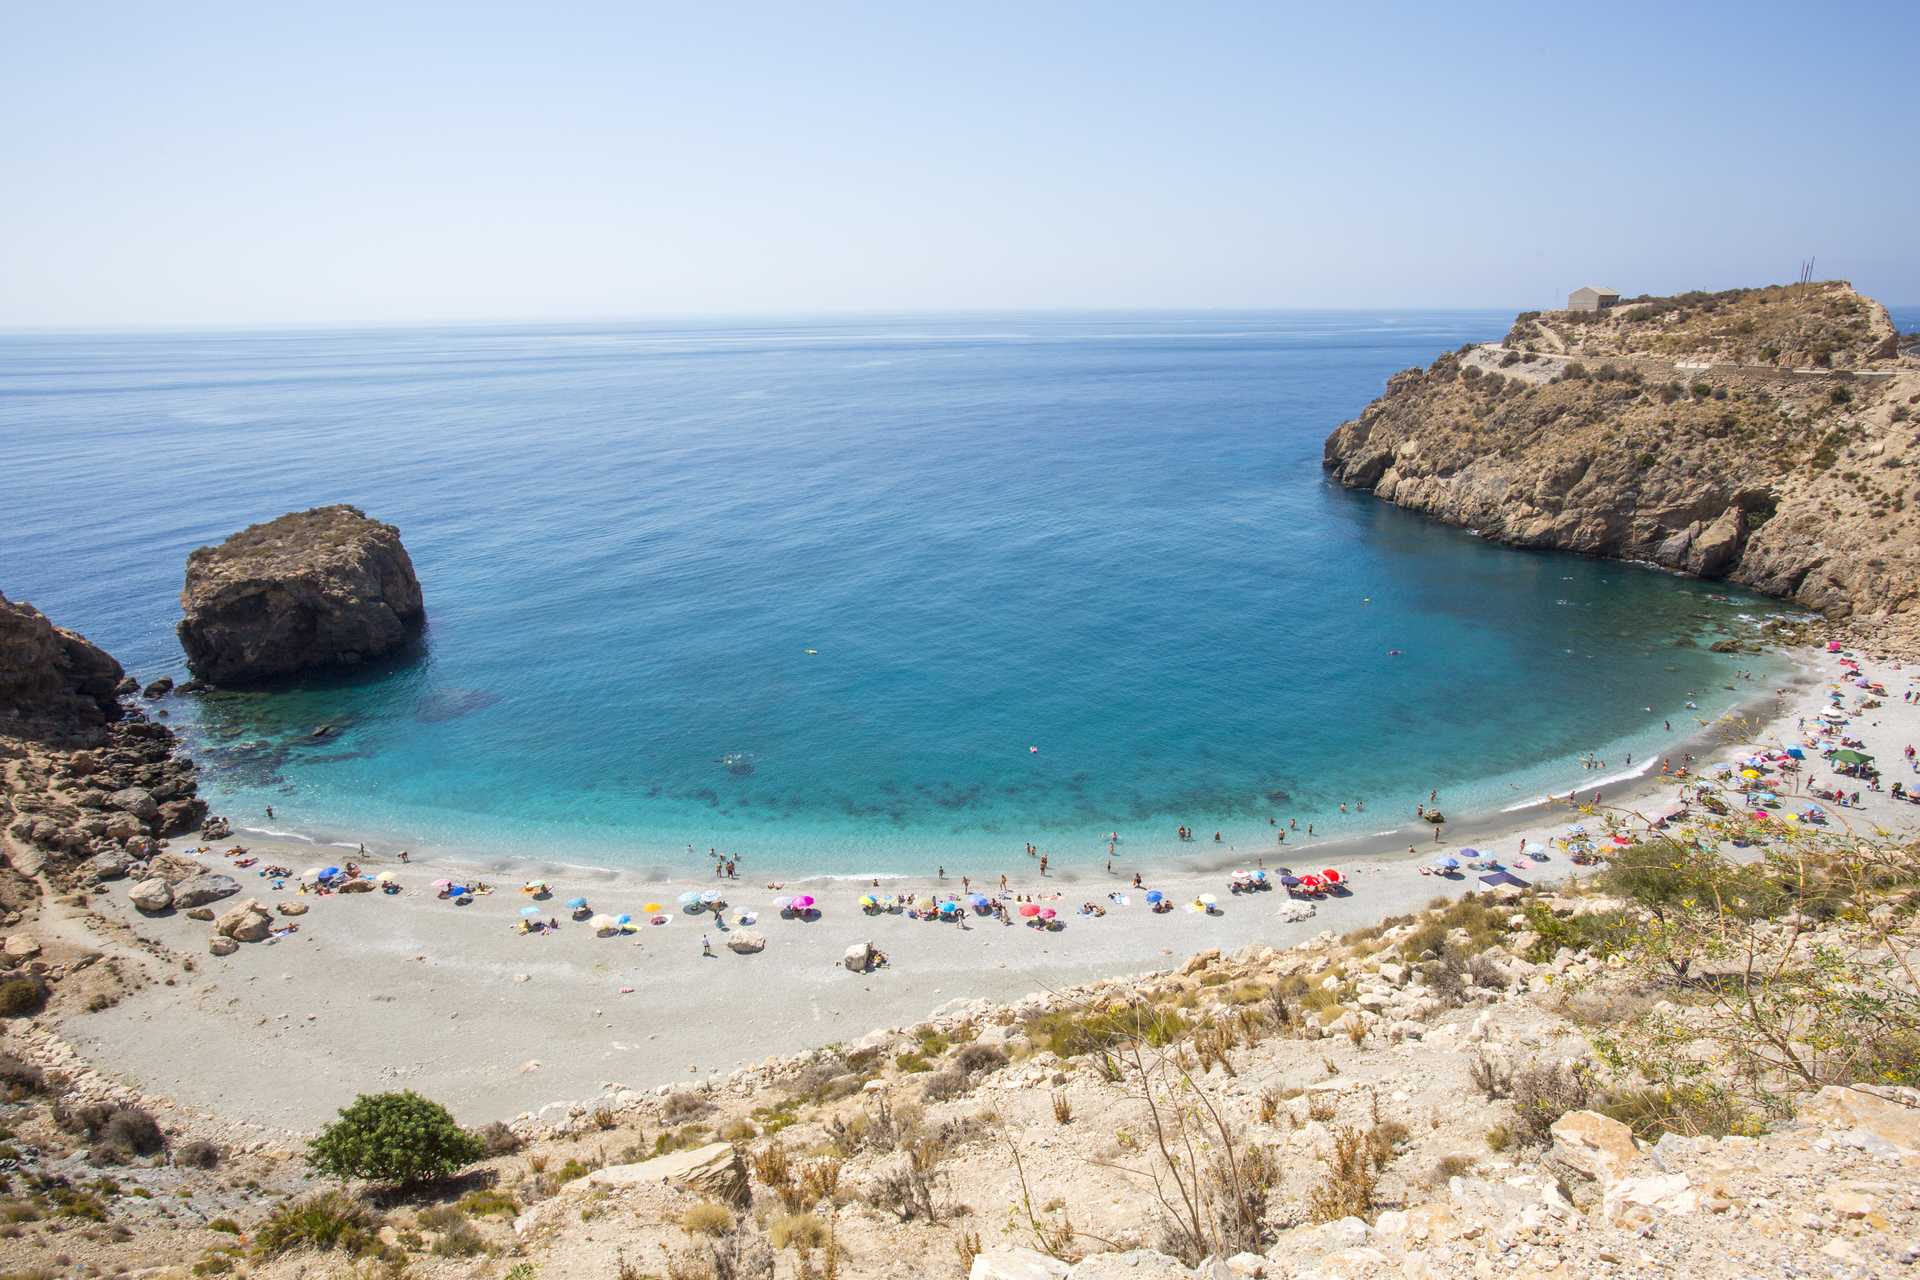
[308,1091,486,1187]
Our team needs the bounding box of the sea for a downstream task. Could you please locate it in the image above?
[0,311,1824,877]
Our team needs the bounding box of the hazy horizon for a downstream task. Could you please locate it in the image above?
[4,1,1915,328]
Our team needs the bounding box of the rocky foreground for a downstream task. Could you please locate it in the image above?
[1323,282,1920,651]
[177,503,425,685]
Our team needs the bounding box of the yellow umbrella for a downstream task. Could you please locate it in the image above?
[1740,768,1761,779]
[643,902,664,913]
[374,871,395,884]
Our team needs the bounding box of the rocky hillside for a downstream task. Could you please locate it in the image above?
[1323,282,1920,649]
[177,504,425,685]
[0,594,126,745]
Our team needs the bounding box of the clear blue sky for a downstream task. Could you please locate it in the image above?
[3,1,1914,326]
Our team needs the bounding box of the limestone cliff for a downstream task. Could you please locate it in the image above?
[177,504,425,685]
[1324,282,1920,645]
[0,592,125,744]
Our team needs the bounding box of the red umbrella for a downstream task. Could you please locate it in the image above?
[1299,874,1322,891]
[1018,903,1041,917]
[1321,868,1343,884]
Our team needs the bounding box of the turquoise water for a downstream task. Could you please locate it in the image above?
[1,313,1792,875]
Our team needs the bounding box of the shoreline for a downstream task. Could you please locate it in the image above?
[48,641,1883,1133]
[197,654,1800,895]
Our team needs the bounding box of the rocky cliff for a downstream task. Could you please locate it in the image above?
[177,504,426,685]
[0,593,126,745]
[1324,282,1920,647]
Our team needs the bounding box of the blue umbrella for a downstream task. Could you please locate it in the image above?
[449,884,470,896]
[677,891,702,909]
[566,896,589,909]
[519,906,540,918]
[1278,875,1300,887]
[938,901,959,916]
[1439,855,1460,870]
[1251,869,1268,881]
[321,865,342,880]
[969,893,989,909]
[614,913,632,925]
[1145,889,1165,903]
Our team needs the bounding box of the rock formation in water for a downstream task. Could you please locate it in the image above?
[1323,282,1920,647]
[177,504,426,684]
[0,592,126,744]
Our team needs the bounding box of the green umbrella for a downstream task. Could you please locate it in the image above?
[1832,748,1872,765]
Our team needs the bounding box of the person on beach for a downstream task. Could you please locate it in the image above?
[265,805,274,819]
[1307,823,1314,836]
[1131,872,1143,888]
[1000,874,1009,892]
[701,934,713,957]
[1039,855,1049,876]
[938,865,946,880]
[399,851,409,863]
[1277,830,1286,844]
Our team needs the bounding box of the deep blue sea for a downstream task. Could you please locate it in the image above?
[1,312,1809,876]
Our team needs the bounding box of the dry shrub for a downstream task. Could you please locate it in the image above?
[1510,1060,1592,1146]
[769,1212,827,1251]
[1306,1127,1376,1223]
[682,1201,735,1236]
[952,1043,1008,1076]
[1051,1092,1073,1124]
[799,1158,843,1205]
[174,1140,221,1169]
[663,1091,715,1124]
[921,1070,970,1102]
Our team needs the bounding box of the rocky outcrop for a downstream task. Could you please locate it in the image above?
[177,504,425,684]
[1323,282,1920,649]
[0,593,125,745]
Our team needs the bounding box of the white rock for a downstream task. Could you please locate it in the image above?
[971,1247,1071,1280]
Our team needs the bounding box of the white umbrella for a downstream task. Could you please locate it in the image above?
[588,913,618,932]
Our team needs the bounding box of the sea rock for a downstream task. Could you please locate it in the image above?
[970,1248,1072,1280]
[215,898,273,942]
[171,873,240,908]
[207,936,238,957]
[581,1141,748,1205]
[141,677,174,699]
[0,594,126,745]
[201,816,233,840]
[128,878,172,913]
[177,504,426,684]
[726,930,766,955]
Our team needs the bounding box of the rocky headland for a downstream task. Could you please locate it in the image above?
[1324,282,1920,650]
[177,504,425,685]
[0,593,128,746]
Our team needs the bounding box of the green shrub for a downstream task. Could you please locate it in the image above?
[306,1091,485,1187]
[253,1192,386,1259]
[207,1217,240,1234]
[457,1188,518,1217]
[1024,1003,1190,1058]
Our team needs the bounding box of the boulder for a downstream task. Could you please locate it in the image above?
[1796,1084,1920,1153]
[107,787,158,821]
[0,593,126,745]
[87,851,131,882]
[726,930,766,955]
[128,878,172,913]
[338,878,374,893]
[1602,1172,1698,1225]
[2,936,42,961]
[843,941,875,973]
[1548,1109,1641,1188]
[103,813,143,843]
[185,908,215,922]
[1065,1252,1192,1280]
[201,816,232,840]
[583,1141,748,1205]
[970,1248,1072,1280]
[177,504,426,684]
[171,874,240,908]
[215,898,273,942]
[141,677,174,699]
[207,936,238,956]
[277,901,308,916]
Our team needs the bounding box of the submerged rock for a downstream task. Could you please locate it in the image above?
[177,504,425,685]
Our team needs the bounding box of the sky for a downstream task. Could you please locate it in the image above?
[2,1,1915,326]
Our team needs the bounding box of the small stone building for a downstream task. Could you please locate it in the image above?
[1568,286,1620,313]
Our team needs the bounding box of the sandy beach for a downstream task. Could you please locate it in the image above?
[51,642,1920,1133]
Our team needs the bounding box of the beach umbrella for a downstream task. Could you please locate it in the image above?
[772,896,793,912]
[642,901,663,913]
[1278,875,1301,887]
[1039,907,1057,920]
[614,913,632,925]
[969,893,990,909]
[375,871,396,884]
[937,900,958,916]
[1321,868,1343,884]
[523,880,548,893]
[321,865,341,880]
[677,891,702,909]
[431,878,452,889]
[1740,768,1761,779]
[1252,869,1268,881]
[1786,747,1805,759]
[519,906,540,918]
[1833,748,1872,765]
[449,884,470,896]
[914,895,936,911]
[1523,842,1545,856]
[1457,848,1479,858]
[1145,889,1165,903]
[1196,893,1218,907]
[699,889,723,904]
[1018,903,1041,917]
[1299,875,1321,890]
[859,894,878,909]
[793,894,815,910]
[1437,856,1459,870]
[565,896,588,909]
[588,913,617,931]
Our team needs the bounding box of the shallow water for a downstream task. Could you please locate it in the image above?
[1,313,1794,874]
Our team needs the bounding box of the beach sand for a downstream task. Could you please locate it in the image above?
[52,644,1920,1132]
